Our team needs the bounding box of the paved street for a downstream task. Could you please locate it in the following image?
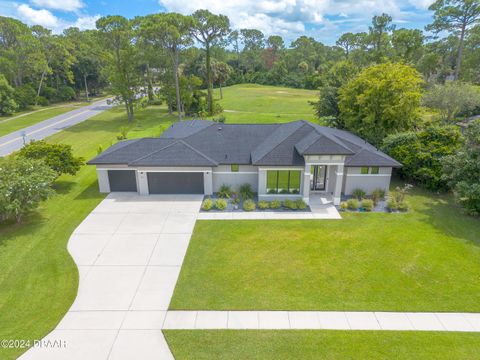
[0,99,111,156]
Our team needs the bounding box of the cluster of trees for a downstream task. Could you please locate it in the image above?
[1,1,479,119]
[0,141,83,222]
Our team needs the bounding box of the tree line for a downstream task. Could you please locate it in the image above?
[0,1,479,120]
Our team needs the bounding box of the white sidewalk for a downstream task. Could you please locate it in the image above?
[162,310,480,332]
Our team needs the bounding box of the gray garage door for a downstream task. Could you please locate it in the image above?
[147,172,204,194]
[108,170,137,192]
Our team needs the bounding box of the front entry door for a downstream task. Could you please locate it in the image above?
[310,165,327,191]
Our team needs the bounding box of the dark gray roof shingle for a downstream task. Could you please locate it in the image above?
[88,120,401,168]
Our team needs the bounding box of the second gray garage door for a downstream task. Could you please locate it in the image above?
[147,172,204,194]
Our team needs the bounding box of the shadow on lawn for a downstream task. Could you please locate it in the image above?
[414,190,480,247]
[74,180,105,201]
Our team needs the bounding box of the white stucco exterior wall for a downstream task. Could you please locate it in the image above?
[343,167,392,195]
[212,165,258,192]
[96,169,110,193]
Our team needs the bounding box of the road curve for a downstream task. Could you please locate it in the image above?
[0,99,112,157]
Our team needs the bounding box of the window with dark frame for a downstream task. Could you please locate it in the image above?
[361,167,369,174]
[371,166,379,174]
[266,170,301,194]
[231,164,239,172]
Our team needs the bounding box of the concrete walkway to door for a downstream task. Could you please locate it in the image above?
[20,193,203,360]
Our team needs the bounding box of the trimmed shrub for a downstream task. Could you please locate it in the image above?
[295,198,307,210]
[243,199,256,211]
[362,199,374,211]
[352,188,366,200]
[201,198,213,211]
[398,201,409,212]
[267,189,277,194]
[258,201,269,210]
[215,198,227,210]
[340,201,348,211]
[231,192,240,205]
[270,199,281,209]
[283,199,298,210]
[347,198,359,210]
[218,184,231,198]
[371,188,386,205]
[386,198,398,211]
[239,183,254,200]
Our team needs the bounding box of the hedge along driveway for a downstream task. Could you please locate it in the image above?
[170,189,480,311]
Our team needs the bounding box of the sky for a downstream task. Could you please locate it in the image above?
[0,0,436,45]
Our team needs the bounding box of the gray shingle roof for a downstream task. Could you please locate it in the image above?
[88,120,401,168]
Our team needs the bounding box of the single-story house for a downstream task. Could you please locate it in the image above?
[88,120,401,205]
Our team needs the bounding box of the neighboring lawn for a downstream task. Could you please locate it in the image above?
[0,95,110,137]
[211,84,317,123]
[170,188,480,311]
[0,106,77,137]
[164,330,480,360]
[0,105,176,360]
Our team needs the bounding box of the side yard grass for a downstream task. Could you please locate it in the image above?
[170,188,480,311]
[164,330,480,360]
[0,105,175,360]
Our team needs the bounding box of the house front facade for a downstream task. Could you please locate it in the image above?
[88,120,401,205]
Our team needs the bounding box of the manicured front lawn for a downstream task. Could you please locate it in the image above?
[164,330,480,360]
[170,189,480,311]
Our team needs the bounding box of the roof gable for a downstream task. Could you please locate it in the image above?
[129,140,218,167]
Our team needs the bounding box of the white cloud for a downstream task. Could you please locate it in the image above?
[30,0,85,12]
[73,14,100,29]
[16,4,59,27]
[159,0,407,39]
[409,0,433,10]
[15,3,99,32]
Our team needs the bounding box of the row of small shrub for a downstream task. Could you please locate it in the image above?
[257,198,307,211]
[201,198,228,211]
[340,198,375,212]
[267,189,300,195]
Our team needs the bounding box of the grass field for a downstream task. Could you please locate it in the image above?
[164,330,480,360]
[170,187,480,312]
[0,84,478,359]
[212,84,317,123]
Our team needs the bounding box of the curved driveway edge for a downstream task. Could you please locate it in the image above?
[20,193,203,360]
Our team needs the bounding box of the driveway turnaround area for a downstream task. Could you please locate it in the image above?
[20,193,203,360]
[0,99,111,156]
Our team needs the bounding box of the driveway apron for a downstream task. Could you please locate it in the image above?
[19,193,203,360]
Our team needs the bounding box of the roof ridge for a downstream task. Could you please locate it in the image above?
[176,139,219,165]
[91,138,142,162]
[126,139,179,165]
[252,121,304,164]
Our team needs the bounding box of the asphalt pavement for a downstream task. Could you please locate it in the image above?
[0,99,112,157]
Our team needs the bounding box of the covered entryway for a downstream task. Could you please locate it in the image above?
[147,172,204,194]
[108,170,137,192]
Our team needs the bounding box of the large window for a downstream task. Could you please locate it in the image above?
[267,170,301,194]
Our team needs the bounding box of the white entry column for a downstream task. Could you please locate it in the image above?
[137,171,149,195]
[333,164,343,205]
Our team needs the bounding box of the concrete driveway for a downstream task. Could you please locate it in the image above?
[20,193,203,360]
[0,99,111,156]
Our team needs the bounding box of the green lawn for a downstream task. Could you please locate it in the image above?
[1,84,479,359]
[0,105,176,360]
[211,84,317,123]
[170,188,480,311]
[164,330,480,360]
[0,106,78,137]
